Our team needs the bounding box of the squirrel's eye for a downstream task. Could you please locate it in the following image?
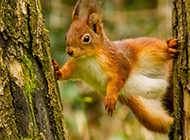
[83,35,90,42]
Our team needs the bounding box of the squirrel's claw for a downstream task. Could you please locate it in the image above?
[52,59,59,71]
[52,59,60,79]
[166,38,179,58]
[105,96,117,116]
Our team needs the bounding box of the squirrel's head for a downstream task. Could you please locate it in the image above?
[65,0,103,58]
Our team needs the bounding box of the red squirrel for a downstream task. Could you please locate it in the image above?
[52,0,178,134]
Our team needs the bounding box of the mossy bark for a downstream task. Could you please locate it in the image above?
[168,0,190,139]
[0,0,69,139]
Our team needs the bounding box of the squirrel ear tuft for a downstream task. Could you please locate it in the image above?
[87,0,102,35]
[72,0,82,22]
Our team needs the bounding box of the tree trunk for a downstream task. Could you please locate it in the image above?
[168,0,190,140]
[0,0,69,139]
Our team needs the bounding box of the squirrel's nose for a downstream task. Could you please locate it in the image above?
[67,50,74,56]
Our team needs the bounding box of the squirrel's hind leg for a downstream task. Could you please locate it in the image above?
[118,95,173,134]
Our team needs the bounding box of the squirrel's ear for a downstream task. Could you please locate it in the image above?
[72,0,82,22]
[86,0,102,35]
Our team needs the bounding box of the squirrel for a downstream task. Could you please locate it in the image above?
[52,0,178,134]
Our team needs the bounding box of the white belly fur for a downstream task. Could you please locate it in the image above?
[76,58,168,98]
[75,58,107,93]
[120,72,168,98]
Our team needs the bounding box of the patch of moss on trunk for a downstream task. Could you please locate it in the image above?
[0,0,69,139]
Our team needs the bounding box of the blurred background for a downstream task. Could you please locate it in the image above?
[40,0,172,139]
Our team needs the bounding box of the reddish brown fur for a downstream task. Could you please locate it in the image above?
[118,95,173,133]
[52,0,178,134]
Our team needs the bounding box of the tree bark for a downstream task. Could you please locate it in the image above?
[0,0,69,139]
[168,0,190,140]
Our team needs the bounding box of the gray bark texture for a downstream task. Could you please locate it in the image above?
[0,0,69,139]
[168,0,190,140]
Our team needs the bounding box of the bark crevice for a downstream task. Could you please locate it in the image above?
[0,0,69,139]
[169,0,190,139]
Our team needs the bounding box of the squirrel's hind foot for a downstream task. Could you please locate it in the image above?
[166,38,179,58]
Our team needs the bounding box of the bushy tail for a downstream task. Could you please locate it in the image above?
[118,95,173,134]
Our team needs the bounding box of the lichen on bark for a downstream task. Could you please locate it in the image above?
[0,46,18,139]
[0,0,69,139]
[168,0,190,139]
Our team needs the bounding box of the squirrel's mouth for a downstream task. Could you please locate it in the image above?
[67,51,74,56]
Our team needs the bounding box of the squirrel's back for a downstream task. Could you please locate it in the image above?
[52,0,178,134]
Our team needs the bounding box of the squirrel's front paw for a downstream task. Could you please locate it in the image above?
[105,96,117,116]
[52,59,60,79]
[166,38,179,58]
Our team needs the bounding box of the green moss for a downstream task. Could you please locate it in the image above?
[25,1,69,138]
[1,0,69,139]
[20,136,42,140]
[21,53,39,138]
[167,59,182,140]
[21,54,37,92]
[168,122,175,140]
